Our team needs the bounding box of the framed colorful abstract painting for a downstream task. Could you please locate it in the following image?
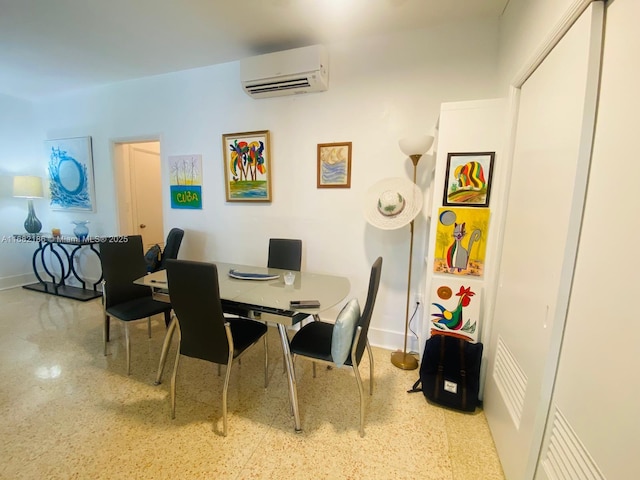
[317,142,352,188]
[443,152,495,207]
[169,154,202,209]
[433,207,490,277]
[45,136,95,211]
[222,130,271,202]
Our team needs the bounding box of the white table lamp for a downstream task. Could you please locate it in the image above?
[13,175,44,234]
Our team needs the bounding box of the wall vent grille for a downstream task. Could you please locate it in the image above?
[541,406,605,480]
[245,76,312,95]
[493,336,527,428]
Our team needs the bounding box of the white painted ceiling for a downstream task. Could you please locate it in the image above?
[0,0,508,100]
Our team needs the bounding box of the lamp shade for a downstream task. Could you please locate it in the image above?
[398,135,434,157]
[13,176,44,198]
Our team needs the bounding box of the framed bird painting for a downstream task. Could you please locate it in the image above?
[429,279,482,342]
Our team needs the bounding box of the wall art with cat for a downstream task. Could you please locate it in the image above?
[434,207,490,277]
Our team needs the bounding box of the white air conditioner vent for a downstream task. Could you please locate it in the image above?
[241,45,329,99]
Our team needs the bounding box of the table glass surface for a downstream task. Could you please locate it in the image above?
[140,261,350,317]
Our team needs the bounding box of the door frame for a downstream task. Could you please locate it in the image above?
[110,136,164,241]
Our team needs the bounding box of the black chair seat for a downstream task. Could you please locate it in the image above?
[229,319,268,356]
[106,297,172,323]
[289,321,334,363]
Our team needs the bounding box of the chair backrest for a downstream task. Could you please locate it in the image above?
[165,259,230,364]
[158,228,184,270]
[352,257,383,363]
[99,235,152,308]
[267,238,302,271]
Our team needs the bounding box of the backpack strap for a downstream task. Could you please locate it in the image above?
[434,335,446,402]
[459,338,468,410]
[407,378,422,393]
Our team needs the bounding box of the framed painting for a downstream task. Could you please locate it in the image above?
[222,130,271,202]
[443,151,495,207]
[45,136,96,211]
[317,142,352,188]
[169,154,202,209]
[430,279,482,342]
[434,207,490,277]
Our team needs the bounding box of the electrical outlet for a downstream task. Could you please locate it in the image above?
[415,294,423,305]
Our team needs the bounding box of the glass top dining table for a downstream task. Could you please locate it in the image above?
[136,261,351,432]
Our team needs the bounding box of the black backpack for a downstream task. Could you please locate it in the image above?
[409,334,483,412]
[144,244,162,272]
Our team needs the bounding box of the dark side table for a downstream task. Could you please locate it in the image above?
[14,234,103,301]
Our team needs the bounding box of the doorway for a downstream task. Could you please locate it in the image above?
[113,140,165,251]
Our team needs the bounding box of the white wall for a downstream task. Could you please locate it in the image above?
[3,18,499,351]
[0,94,47,288]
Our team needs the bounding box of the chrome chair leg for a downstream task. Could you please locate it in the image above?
[103,314,110,356]
[125,323,131,376]
[170,349,180,419]
[154,314,177,385]
[352,362,366,438]
[264,335,269,388]
[366,340,374,395]
[222,359,232,437]
[222,324,235,437]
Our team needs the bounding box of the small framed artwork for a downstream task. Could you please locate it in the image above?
[317,142,352,188]
[443,152,495,207]
[45,136,96,211]
[169,154,202,209]
[222,130,272,202]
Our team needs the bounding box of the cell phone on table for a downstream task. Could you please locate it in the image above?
[290,300,321,309]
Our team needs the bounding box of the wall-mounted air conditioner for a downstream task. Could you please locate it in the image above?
[240,45,329,99]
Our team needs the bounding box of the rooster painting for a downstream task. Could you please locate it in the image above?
[431,285,477,339]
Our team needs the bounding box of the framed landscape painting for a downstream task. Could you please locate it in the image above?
[443,152,495,207]
[317,142,352,188]
[222,130,272,202]
[45,136,96,211]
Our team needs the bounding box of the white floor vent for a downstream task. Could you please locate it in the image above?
[541,406,605,480]
[493,336,527,428]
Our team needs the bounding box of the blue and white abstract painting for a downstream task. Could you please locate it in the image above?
[45,136,95,211]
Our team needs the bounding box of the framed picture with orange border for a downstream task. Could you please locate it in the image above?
[317,142,352,188]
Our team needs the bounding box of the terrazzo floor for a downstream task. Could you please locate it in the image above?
[0,287,505,479]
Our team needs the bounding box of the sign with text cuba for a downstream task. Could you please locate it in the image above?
[169,154,202,209]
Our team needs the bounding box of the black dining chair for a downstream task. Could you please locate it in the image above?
[100,235,173,375]
[289,256,382,437]
[165,259,268,436]
[157,227,184,271]
[267,238,302,271]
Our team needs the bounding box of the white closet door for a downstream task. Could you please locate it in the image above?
[484,4,603,479]
[535,0,640,478]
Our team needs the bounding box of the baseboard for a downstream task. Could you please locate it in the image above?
[368,326,421,355]
[0,272,39,291]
